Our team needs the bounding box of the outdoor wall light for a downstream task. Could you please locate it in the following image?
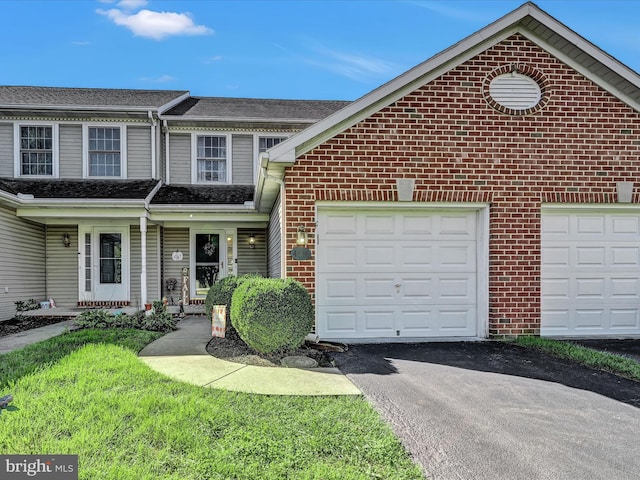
[296,226,308,246]
[249,234,256,249]
[63,233,71,248]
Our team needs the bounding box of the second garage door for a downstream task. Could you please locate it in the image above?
[542,210,640,337]
[316,207,480,340]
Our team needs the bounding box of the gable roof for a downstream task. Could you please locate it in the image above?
[163,96,350,123]
[0,86,189,113]
[262,1,640,167]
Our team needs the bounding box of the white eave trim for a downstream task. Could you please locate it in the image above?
[159,115,321,124]
[267,2,640,163]
[157,92,192,115]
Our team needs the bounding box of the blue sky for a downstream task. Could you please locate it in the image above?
[1,1,639,100]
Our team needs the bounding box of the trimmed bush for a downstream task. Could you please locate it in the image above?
[204,274,261,336]
[75,309,177,333]
[231,277,314,354]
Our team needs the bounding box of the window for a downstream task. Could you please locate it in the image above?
[196,135,227,182]
[20,126,53,176]
[89,127,121,177]
[258,136,286,153]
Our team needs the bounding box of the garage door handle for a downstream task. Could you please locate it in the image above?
[395,283,401,292]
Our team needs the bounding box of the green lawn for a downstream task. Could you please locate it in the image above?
[0,330,423,480]
[514,336,640,382]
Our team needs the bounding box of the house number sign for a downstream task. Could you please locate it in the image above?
[291,247,311,260]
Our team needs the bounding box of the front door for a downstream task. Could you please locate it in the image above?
[93,227,129,301]
[192,230,227,297]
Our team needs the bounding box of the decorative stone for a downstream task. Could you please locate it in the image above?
[617,182,634,203]
[396,178,415,201]
[280,356,318,369]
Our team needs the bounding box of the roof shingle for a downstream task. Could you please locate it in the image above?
[0,178,158,200]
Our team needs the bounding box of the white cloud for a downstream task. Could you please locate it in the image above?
[204,55,223,64]
[304,44,397,82]
[138,74,175,83]
[97,8,213,40]
[406,0,493,23]
[117,0,148,10]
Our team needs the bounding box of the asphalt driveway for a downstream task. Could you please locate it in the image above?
[330,341,640,480]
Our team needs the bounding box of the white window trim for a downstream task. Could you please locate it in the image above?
[13,122,60,178]
[191,132,231,184]
[82,124,128,179]
[253,134,290,183]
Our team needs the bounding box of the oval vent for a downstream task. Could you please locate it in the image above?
[489,73,541,110]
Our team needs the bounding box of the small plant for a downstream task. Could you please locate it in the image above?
[74,309,176,333]
[15,299,40,318]
[231,277,314,354]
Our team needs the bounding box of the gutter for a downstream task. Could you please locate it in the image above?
[144,180,164,210]
[163,119,170,184]
[148,111,157,179]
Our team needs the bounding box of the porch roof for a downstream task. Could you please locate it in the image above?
[150,184,254,205]
[0,178,159,200]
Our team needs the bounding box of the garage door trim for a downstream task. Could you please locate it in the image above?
[315,201,489,341]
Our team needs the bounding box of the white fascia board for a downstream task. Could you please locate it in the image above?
[267,2,640,163]
[149,211,268,223]
[0,104,161,113]
[0,190,20,208]
[267,6,535,163]
[16,206,148,219]
[157,92,192,115]
[159,115,319,124]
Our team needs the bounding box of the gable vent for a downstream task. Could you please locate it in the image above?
[489,73,541,110]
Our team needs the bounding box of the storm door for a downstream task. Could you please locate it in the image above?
[192,231,226,297]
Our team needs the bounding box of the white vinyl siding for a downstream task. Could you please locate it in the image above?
[163,228,189,299]
[169,134,191,184]
[45,225,78,307]
[237,229,267,276]
[267,193,282,278]
[232,135,254,184]
[127,126,152,179]
[0,124,13,177]
[541,210,640,336]
[59,125,82,179]
[0,206,46,321]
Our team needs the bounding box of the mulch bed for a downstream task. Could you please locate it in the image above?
[206,328,334,368]
[0,317,69,337]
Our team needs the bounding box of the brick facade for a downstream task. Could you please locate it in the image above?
[283,34,640,337]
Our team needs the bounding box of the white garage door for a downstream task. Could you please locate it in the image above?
[316,208,479,339]
[542,211,640,337]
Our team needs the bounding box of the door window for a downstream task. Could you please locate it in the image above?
[100,233,122,284]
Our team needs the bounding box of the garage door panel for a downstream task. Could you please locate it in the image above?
[318,208,479,339]
[610,309,640,329]
[542,211,640,336]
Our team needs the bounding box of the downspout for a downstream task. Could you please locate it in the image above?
[163,120,170,184]
[261,166,286,279]
[148,111,157,179]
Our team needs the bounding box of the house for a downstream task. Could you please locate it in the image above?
[3,2,640,342]
[0,86,348,320]
[257,1,640,340]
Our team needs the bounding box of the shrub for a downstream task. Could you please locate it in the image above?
[204,274,261,336]
[75,309,176,333]
[231,277,314,354]
[15,299,40,318]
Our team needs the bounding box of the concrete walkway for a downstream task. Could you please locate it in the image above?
[139,316,361,396]
[0,316,360,396]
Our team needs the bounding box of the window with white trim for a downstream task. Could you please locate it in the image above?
[19,125,53,176]
[89,126,121,177]
[195,134,227,182]
[258,136,286,153]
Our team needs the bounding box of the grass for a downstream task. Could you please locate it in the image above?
[514,336,640,382]
[0,330,423,480]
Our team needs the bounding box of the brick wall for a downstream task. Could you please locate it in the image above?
[283,34,640,337]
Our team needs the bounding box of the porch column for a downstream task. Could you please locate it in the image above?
[140,217,147,307]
